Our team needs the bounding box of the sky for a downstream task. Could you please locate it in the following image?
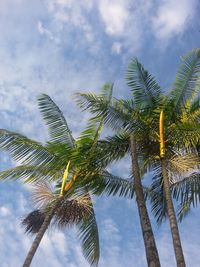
[0,0,200,266]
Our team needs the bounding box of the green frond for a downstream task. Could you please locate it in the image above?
[76,83,113,113]
[172,173,200,207]
[99,83,113,102]
[78,196,99,267]
[0,129,56,166]
[0,165,62,182]
[147,165,167,224]
[177,199,192,222]
[126,58,161,109]
[168,122,200,148]
[189,96,200,113]
[101,171,134,198]
[96,133,130,166]
[168,48,200,115]
[38,94,75,147]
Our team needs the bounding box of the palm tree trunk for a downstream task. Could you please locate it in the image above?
[22,207,55,267]
[161,158,186,267]
[130,134,161,267]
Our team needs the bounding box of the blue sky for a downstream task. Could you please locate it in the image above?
[0,0,200,266]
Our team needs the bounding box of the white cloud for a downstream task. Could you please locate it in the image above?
[0,206,11,216]
[152,0,197,40]
[98,0,130,36]
[111,42,122,54]
[38,21,55,41]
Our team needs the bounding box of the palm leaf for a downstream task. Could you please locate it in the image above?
[147,165,168,224]
[168,48,200,115]
[0,129,56,166]
[77,195,99,267]
[126,58,161,109]
[38,94,75,147]
[0,165,62,182]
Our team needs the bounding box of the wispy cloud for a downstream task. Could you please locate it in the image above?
[152,0,198,40]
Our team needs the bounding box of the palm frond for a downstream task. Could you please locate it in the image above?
[38,94,75,147]
[168,122,200,148]
[177,199,192,222]
[126,58,161,109]
[0,129,56,166]
[172,173,200,207]
[21,209,45,234]
[32,181,55,208]
[168,48,200,115]
[168,152,200,183]
[189,96,200,113]
[99,171,134,198]
[95,133,130,166]
[147,165,167,224]
[0,165,61,182]
[54,194,92,228]
[78,197,99,267]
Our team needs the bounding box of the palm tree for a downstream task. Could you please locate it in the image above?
[22,181,92,267]
[77,48,200,267]
[77,65,162,266]
[0,90,122,266]
[146,49,200,266]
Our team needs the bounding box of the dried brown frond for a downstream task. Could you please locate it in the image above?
[32,181,55,208]
[21,209,45,234]
[54,194,92,228]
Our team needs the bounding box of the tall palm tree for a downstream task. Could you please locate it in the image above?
[0,90,122,266]
[146,49,200,266]
[77,64,162,266]
[77,48,200,267]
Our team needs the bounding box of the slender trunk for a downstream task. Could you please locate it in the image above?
[159,111,185,267]
[130,134,161,267]
[161,158,186,267]
[22,206,55,267]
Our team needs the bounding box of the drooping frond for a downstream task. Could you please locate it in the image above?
[168,48,200,115]
[78,196,99,267]
[168,151,199,183]
[147,165,168,224]
[32,181,55,208]
[126,58,161,109]
[172,173,200,207]
[90,171,134,198]
[177,199,192,222]
[0,129,56,166]
[38,94,75,147]
[21,209,45,234]
[54,194,92,228]
[171,173,200,221]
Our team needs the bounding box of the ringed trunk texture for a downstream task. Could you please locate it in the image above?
[161,158,186,267]
[130,134,161,267]
[22,207,55,267]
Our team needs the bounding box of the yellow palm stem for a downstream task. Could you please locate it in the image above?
[64,172,78,192]
[60,161,71,197]
[159,110,165,158]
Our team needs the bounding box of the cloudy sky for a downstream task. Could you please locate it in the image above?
[0,0,200,266]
